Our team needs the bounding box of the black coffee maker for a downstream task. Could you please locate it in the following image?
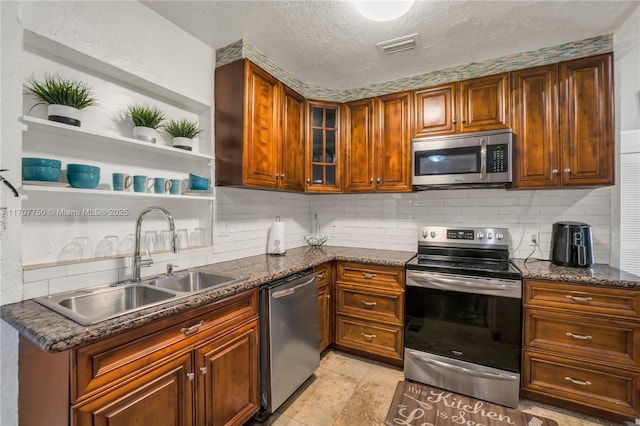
[550,221,594,267]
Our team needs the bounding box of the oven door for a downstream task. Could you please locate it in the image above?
[405,270,522,373]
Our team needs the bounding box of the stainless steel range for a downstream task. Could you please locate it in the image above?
[404,226,523,408]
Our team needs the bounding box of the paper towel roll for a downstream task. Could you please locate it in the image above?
[267,221,286,255]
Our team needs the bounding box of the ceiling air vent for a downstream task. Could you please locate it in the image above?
[377,33,418,55]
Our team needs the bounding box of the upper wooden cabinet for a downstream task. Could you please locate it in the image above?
[414,73,509,137]
[512,54,614,188]
[344,92,412,193]
[215,59,305,191]
[306,100,342,192]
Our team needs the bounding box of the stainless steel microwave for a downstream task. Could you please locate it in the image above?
[412,129,513,189]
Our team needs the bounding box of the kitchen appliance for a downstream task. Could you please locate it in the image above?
[404,226,523,408]
[267,216,286,255]
[258,269,319,419]
[412,129,512,188]
[550,221,594,267]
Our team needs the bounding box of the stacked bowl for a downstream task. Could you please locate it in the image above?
[67,164,100,189]
[22,158,62,182]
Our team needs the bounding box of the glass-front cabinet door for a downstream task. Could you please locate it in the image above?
[307,101,342,192]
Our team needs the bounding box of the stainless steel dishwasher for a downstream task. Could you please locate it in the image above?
[258,269,319,418]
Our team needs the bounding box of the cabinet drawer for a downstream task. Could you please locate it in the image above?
[336,283,403,324]
[522,350,640,419]
[335,315,403,361]
[524,279,640,318]
[337,262,403,289]
[314,262,333,287]
[73,289,258,403]
[524,309,640,367]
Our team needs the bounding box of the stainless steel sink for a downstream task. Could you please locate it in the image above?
[145,271,240,293]
[36,284,177,325]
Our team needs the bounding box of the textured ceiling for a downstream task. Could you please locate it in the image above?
[142,0,637,90]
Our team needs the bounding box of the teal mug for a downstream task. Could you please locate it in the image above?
[169,179,181,195]
[112,173,132,191]
[154,177,171,194]
[133,175,153,193]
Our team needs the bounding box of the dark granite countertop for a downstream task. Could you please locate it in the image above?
[511,258,640,288]
[1,246,415,352]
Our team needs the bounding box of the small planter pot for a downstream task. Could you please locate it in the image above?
[172,137,194,151]
[47,104,82,127]
[132,126,158,144]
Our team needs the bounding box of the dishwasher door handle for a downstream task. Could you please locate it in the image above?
[272,276,316,299]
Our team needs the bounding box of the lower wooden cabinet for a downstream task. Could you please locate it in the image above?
[521,279,640,423]
[20,289,260,426]
[314,261,334,352]
[333,261,404,366]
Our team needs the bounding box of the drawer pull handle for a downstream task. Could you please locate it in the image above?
[361,333,376,341]
[317,272,326,279]
[362,273,377,279]
[362,301,377,309]
[180,320,204,335]
[326,294,330,299]
[565,295,593,303]
[565,376,591,386]
[187,373,195,381]
[200,366,208,375]
[566,332,593,340]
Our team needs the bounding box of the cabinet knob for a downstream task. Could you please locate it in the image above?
[200,366,208,375]
[564,168,571,174]
[370,178,373,183]
[317,272,326,279]
[461,118,467,124]
[452,119,457,124]
[552,169,559,175]
[187,373,195,381]
[281,174,285,179]
[377,178,381,183]
[326,294,330,299]
[306,178,311,183]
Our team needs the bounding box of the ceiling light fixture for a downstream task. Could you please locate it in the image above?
[377,33,418,55]
[355,0,415,22]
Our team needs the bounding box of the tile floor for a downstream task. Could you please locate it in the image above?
[248,349,620,426]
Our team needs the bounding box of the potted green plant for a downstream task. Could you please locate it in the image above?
[127,104,166,143]
[24,74,96,127]
[164,118,203,151]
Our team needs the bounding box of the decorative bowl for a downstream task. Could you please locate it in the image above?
[67,164,100,174]
[22,157,62,169]
[22,165,62,182]
[188,173,209,190]
[67,171,100,189]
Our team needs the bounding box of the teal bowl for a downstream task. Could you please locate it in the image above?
[67,171,100,189]
[188,173,209,190]
[22,157,61,169]
[22,165,61,182]
[67,164,100,174]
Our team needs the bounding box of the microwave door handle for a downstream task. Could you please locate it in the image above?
[480,137,487,180]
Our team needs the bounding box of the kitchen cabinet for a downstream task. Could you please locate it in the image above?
[20,289,260,426]
[512,53,614,188]
[314,261,334,352]
[344,93,412,193]
[215,59,305,191]
[306,100,342,192]
[334,261,404,366]
[521,279,640,424]
[413,73,509,137]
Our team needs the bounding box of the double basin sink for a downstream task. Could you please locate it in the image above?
[35,271,243,326]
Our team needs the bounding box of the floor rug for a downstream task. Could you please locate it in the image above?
[385,381,558,426]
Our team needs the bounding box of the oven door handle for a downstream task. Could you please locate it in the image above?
[407,271,520,291]
[409,353,519,381]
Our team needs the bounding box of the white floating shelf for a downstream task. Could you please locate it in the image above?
[22,184,214,201]
[22,116,214,161]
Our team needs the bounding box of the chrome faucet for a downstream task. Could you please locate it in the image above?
[133,206,179,282]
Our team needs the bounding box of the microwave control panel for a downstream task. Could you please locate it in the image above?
[487,144,508,173]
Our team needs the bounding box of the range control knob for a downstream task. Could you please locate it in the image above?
[476,232,485,239]
[422,229,428,238]
[496,232,504,240]
[430,231,436,239]
[487,232,493,240]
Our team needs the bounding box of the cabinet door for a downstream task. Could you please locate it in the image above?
[281,85,306,191]
[458,73,509,132]
[560,53,614,187]
[244,62,280,188]
[195,320,260,426]
[318,282,331,352]
[377,92,412,192]
[413,84,456,137]
[307,101,342,192]
[511,64,560,188]
[344,98,376,192]
[73,353,194,426]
